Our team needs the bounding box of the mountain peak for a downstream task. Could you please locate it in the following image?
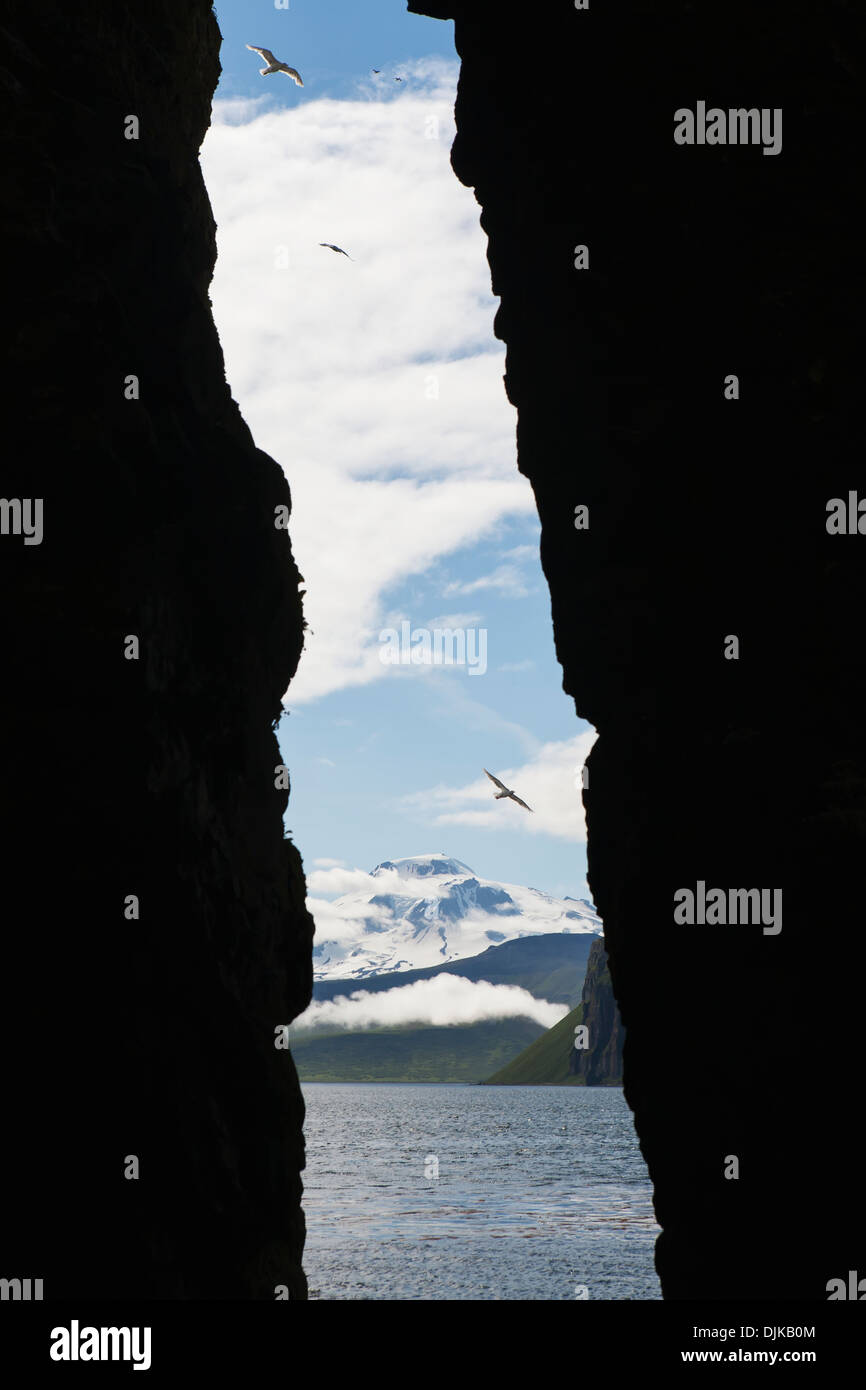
[371,853,475,879]
[314,854,602,981]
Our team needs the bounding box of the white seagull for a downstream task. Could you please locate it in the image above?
[246,45,303,85]
[483,768,533,813]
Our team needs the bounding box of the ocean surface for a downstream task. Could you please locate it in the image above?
[301,1083,661,1300]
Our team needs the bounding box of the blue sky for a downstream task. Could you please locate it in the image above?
[201,1,597,901]
[213,0,457,100]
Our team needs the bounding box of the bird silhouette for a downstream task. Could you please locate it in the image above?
[319,243,353,260]
[483,768,533,813]
[246,45,303,85]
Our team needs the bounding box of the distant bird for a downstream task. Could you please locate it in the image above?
[372,68,381,74]
[320,242,353,260]
[246,45,303,85]
[395,75,404,82]
[483,768,533,813]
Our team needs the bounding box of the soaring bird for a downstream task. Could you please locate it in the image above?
[320,242,353,260]
[246,45,303,85]
[483,768,533,813]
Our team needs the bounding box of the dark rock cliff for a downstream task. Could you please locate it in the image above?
[570,939,623,1085]
[0,1,312,1297]
[411,1,866,1298]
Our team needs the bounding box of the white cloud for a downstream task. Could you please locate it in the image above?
[305,894,395,945]
[209,94,272,126]
[306,864,401,897]
[294,973,567,1031]
[200,63,535,706]
[443,561,531,598]
[419,611,484,630]
[402,730,598,841]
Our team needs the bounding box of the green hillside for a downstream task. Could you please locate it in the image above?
[483,938,625,1085]
[292,1017,544,1083]
[483,1003,586,1085]
[296,934,598,1083]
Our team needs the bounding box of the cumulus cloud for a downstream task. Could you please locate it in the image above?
[200,61,536,705]
[401,730,598,841]
[294,973,567,1031]
[306,864,401,896]
[209,94,272,126]
[305,894,396,945]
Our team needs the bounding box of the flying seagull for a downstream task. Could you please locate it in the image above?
[246,45,303,85]
[483,768,533,813]
[320,242,353,260]
[372,68,381,74]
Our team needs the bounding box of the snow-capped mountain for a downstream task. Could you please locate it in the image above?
[311,852,602,981]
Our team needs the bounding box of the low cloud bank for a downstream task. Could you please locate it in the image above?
[294,974,568,1031]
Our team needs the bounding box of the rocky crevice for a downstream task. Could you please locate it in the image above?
[2,0,863,1305]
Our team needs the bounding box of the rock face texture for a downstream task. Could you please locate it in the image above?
[570,939,623,1086]
[0,2,312,1297]
[411,2,866,1297]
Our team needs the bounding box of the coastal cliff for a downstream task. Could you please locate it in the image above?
[570,939,623,1086]
[0,1,312,1297]
[410,0,866,1298]
[483,936,623,1086]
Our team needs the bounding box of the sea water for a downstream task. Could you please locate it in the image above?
[301,1082,661,1300]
